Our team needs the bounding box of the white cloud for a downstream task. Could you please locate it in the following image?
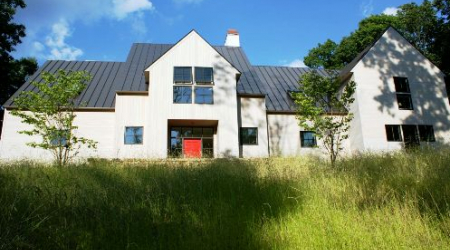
[13,0,156,60]
[43,20,83,60]
[285,59,307,68]
[360,0,374,17]
[382,7,399,16]
[113,0,154,20]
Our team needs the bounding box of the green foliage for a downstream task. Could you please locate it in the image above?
[293,70,356,165]
[304,0,449,74]
[1,150,450,249]
[10,70,97,165]
[0,0,38,105]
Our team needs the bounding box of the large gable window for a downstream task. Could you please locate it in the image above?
[195,67,214,84]
[195,87,213,104]
[394,77,413,110]
[173,86,192,103]
[174,67,192,84]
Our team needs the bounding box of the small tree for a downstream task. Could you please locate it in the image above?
[10,70,97,165]
[293,70,356,166]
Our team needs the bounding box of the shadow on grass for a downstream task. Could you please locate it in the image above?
[0,159,304,249]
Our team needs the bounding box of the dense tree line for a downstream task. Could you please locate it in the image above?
[0,0,37,135]
[304,0,450,76]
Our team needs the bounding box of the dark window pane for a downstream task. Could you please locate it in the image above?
[170,148,183,158]
[418,125,435,142]
[193,127,202,137]
[174,67,192,83]
[240,127,258,145]
[402,125,420,148]
[394,77,410,93]
[203,128,214,137]
[194,87,213,104]
[182,127,192,138]
[173,86,192,103]
[300,131,317,147]
[170,138,182,149]
[385,125,402,141]
[125,127,143,144]
[195,67,213,83]
[397,94,413,110]
[171,127,181,138]
[203,138,213,149]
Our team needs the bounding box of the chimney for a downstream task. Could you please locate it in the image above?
[224,29,240,47]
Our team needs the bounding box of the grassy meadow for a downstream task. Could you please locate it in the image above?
[1,149,450,249]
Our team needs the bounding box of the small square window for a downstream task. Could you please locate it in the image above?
[385,125,402,141]
[195,67,213,84]
[195,87,213,104]
[418,125,435,142]
[397,94,413,110]
[240,127,258,145]
[300,131,317,147]
[124,127,143,145]
[173,86,192,103]
[174,67,192,83]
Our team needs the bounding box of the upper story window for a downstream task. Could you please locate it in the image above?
[174,67,192,84]
[195,67,214,84]
[300,131,317,148]
[173,66,214,104]
[124,126,143,145]
[394,77,413,110]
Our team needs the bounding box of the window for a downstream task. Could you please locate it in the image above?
[124,127,143,145]
[50,130,68,147]
[300,131,317,147]
[195,67,213,84]
[169,127,214,158]
[195,87,213,104]
[418,125,435,142]
[174,67,192,83]
[385,125,402,141]
[240,127,258,145]
[394,77,413,110]
[173,86,192,103]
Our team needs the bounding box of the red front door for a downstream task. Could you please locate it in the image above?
[183,139,202,158]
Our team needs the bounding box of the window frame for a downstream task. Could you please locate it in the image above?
[173,67,193,84]
[418,125,436,142]
[385,125,403,142]
[393,77,413,110]
[173,86,193,104]
[300,131,317,148]
[194,67,214,85]
[240,127,258,145]
[194,86,214,104]
[124,126,144,145]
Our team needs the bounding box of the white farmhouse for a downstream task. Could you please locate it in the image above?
[0,27,449,160]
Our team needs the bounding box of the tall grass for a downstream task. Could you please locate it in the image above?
[1,149,450,249]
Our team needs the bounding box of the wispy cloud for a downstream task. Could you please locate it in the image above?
[14,0,156,60]
[284,59,307,68]
[44,20,83,60]
[360,0,374,17]
[382,7,399,16]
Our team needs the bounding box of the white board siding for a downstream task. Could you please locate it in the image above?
[115,95,148,158]
[146,31,240,158]
[350,28,450,151]
[0,110,115,161]
[239,97,269,157]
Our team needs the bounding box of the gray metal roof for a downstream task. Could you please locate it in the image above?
[5,42,321,111]
[253,66,332,112]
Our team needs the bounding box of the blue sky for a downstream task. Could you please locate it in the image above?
[13,0,423,67]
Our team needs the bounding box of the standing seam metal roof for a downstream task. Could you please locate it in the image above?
[4,43,329,111]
